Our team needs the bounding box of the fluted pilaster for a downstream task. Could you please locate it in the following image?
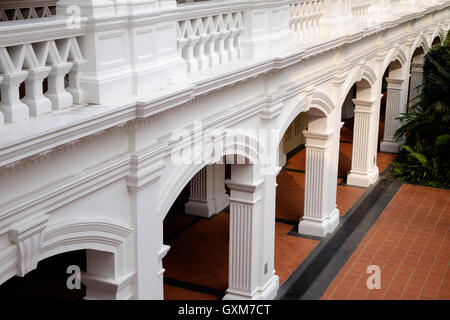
[299,130,339,237]
[381,78,407,153]
[185,164,229,218]
[347,98,379,187]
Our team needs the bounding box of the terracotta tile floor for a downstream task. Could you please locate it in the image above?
[163,119,398,300]
[322,184,450,300]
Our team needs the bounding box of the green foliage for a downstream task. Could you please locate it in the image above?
[393,31,450,188]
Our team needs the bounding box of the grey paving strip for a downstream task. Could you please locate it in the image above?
[164,277,225,298]
[276,177,404,300]
[284,168,306,174]
[276,218,299,226]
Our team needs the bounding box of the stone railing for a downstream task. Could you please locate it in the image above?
[0,0,448,124]
[289,0,325,43]
[0,19,86,124]
[0,0,57,21]
[176,1,245,73]
[352,0,372,26]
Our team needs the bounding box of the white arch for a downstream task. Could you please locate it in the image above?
[158,134,262,220]
[0,217,132,286]
[41,217,132,260]
[278,90,335,144]
[431,26,445,45]
[339,63,377,108]
[382,46,408,74]
[409,34,430,61]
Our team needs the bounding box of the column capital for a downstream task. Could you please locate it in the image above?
[225,179,264,194]
[26,67,52,81]
[126,158,165,193]
[352,98,378,114]
[303,130,333,149]
[386,77,407,89]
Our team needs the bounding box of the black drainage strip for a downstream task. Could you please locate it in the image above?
[276,178,403,300]
[164,277,225,298]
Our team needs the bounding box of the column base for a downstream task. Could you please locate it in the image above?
[46,92,73,111]
[185,194,229,218]
[380,140,400,153]
[347,167,379,188]
[0,102,29,123]
[82,272,135,300]
[223,275,279,300]
[298,208,339,238]
[22,96,52,116]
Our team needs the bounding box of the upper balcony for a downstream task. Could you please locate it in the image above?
[0,0,448,166]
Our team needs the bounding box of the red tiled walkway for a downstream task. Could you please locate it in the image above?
[322,184,450,300]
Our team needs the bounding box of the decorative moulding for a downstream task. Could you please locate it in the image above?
[8,213,49,277]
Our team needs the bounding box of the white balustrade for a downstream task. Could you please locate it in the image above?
[176,3,244,73]
[0,0,56,21]
[289,0,325,43]
[352,0,372,27]
[0,21,86,123]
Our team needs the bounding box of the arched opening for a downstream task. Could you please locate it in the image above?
[0,250,87,299]
[163,160,230,300]
[275,110,322,285]
[432,36,442,47]
[161,150,277,300]
[380,58,408,154]
[408,46,425,112]
[343,76,380,188]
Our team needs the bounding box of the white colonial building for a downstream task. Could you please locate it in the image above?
[0,0,448,300]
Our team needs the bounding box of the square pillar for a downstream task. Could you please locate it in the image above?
[185,164,229,218]
[347,98,379,187]
[21,67,52,116]
[380,78,407,153]
[224,164,278,300]
[126,156,167,299]
[0,71,29,122]
[82,249,135,300]
[299,130,339,237]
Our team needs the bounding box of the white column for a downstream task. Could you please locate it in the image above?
[127,156,167,299]
[224,164,278,300]
[380,78,406,153]
[0,71,29,122]
[45,63,74,110]
[82,249,135,300]
[67,61,86,105]
[408,63,424,110]
[347,98,379,187]
[185,164,229,218]
[341,88,355,119]
[21,67,52,116]
[299,130,339,237]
